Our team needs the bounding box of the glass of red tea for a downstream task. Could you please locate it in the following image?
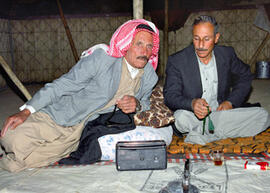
[210,150,224,166]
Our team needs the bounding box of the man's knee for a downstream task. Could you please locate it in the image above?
[0,125,31,153]
[173,110,198,133]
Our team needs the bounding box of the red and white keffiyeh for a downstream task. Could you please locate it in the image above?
[81,19,160,70]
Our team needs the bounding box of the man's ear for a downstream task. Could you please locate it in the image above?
[215,32,220,44]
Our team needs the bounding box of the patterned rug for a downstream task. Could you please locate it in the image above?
[167,127,270,154]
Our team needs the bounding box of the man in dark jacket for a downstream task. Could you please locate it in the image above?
[164,15,269,144]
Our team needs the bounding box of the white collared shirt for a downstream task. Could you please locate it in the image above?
[196,51,219,111]
[124,57,139,79]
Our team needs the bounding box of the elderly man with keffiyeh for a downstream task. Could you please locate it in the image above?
[0,19,173,172]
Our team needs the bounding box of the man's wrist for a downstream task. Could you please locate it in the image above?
[225,100,233,109]
[22,108,31,116]
[191,99,196,111]
[19,104,36,114]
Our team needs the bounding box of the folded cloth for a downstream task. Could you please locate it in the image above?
[98,125,173,160]
[58,110,135,165]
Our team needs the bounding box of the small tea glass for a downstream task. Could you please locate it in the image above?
[210,150,224,166]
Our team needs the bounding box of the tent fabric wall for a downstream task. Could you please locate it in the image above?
[0,9,270,90]
[10,16,132,84]
[0,16,132,89]
[0,19,12,88]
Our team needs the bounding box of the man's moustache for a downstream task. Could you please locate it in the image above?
[137,56,149,61]
[196,48,208,51]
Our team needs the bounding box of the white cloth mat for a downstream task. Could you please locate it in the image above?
[0,159,270,193]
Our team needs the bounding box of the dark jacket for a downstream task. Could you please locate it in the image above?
[59,109,135,165]
[164,44,253,112]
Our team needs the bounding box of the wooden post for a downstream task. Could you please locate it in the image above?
[133,0,143,19]
[56,0,79,62]
[249,33,270,73]
[162,0,169,83]
[0,56,32,100]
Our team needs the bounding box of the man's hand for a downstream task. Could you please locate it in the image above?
[1,109,31,137]
[217,101,233,111]
[116,95,138,114]
[192,98,211,119]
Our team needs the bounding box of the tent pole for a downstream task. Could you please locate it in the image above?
[0,56,32,100]
[133,0,143,19]
[56,0,79,62]
[162,0,169,84]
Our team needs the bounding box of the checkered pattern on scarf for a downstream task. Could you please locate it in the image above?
[81,19,159,70]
